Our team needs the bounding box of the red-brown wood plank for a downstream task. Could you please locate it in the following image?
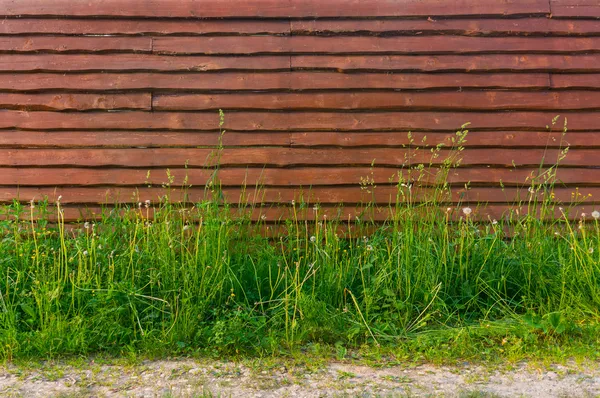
[0,19,289,35]
[0,72,549,92]
[289,131,595,148]
[0,93,151,110]
[0,111,595,131]
[292,55,600,72]
[0,36,151,53]
[0,147,596,167]
[289,73,550,90]
[0,73,291,91]
[551,0,600,18]
[1,167,598,187]
[154,36,600,55]
[0,131,290,148]
[291,18,600,36]
[0,54,290,72]
[551,74,600,88]
[15,203,599,223]
[4,186,599,206]
[0,0,550,18]
[153,91,600,111]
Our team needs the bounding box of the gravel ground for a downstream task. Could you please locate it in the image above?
[1,359,599,397]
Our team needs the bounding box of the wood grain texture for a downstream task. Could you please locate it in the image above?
[0,0,550,18]
[154,36,600,55]
[291,18,600,36]
[1,167,599,187]
[0,36,151,53]
[0,55,290,72]
[0,147,596,167]
[551,0,600,18]
[0,93,151,110]
[0,111,594,131]
[3,186,599,206]
[0,131,290,148]
[0,19,289,35]
[292,54,600,72]
[153,91,600,111]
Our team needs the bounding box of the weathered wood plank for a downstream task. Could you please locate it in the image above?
[0,93,151,110]
[0,111,593,131]
[155,36,600,55]
[1,167,598,187]
[292,55,600,72]
[0,36,151,53]
[0,147,596,167]
[0,73,291,91]
[291,18,600,36]
[0,0,550,18]
[15,203,599,223]
[0,54,290,72]
[153,91,600,111]
[289,131,596,148]
[551,0,600,18]
[0,18,289,35]
[551,74,600,88]
[0,131,290,148]
[289,73,549,90]
[3,186,599,206]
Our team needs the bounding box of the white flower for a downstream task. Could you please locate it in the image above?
[592,210,600,220]
[462,207,472,216]
[84,222,90,229]
[82,250,88,256]
[366,245,373,251]
[310,235,316,243]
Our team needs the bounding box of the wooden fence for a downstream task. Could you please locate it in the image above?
[0,0,599,222]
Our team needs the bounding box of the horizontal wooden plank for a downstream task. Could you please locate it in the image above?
[0,131,290,148]
[0,18,289,35]
[0,0,550,18]
[0,111,593,131]
[0,147,596,167]
[289,131,597,148]
[155,36,600,55]
[1,166,599,187]
[288,73,549,90]
[551,74,600,88]
[0,36,151,53]
[0,54,290,72]
[4,185,600,206]
[2,130,587,150]
[291,18,600,36]
[0,73,550,92]
[153,91,600,111]
[0,72,291,91]
[0,93,151,110]
[292,55,600,72]
[551,0,600,18]
[15,203,599,223]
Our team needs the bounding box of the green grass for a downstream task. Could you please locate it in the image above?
[0,117,599,363]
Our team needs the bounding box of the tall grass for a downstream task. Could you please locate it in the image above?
[0,117,599,360]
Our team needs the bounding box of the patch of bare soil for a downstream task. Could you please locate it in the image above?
[1,359,599,397]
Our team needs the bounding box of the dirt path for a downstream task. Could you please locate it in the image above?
[1,359,599,397]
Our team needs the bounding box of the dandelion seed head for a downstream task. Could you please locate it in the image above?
[82,250,88,256]
[592,210,600,220]
[260,214,267,221]
[589,247,594,254]
[462,207,472,216]
[84,222,90,229]
[366,245,373,251]
[310,235,316,243]
[492,219,498,225]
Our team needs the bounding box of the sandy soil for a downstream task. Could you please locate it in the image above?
[1,359,599,397]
